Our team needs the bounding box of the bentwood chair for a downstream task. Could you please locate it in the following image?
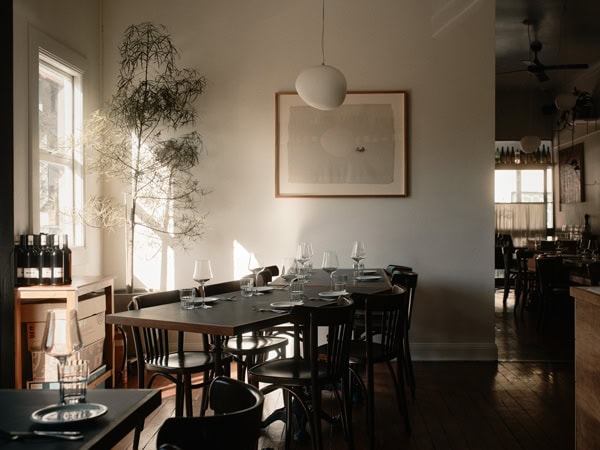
[156,376,264,450]
[502,245,518,306]
[514,248,536,315]
[205,280,288,381]
[128,290,220,450]
[346,286,411,450]
[391,271,418,399]
[248,298,356,450]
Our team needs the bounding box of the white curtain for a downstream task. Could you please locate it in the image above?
[495,203,546,247]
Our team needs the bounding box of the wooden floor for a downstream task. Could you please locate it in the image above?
[113,291,575,450]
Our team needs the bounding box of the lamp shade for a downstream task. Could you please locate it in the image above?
[520,135,541,153]
[295,64,347,110]
[555,93,577,111]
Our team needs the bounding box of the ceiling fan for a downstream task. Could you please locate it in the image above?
[523,39,589,83]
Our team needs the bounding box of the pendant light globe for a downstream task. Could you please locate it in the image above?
[295,64,347,110]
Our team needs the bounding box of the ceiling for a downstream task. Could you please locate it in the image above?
[496,0,600,95]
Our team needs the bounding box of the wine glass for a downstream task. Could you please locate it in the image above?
[248,253,264,294]
[193,259,214,309]
[321,251,339,290]
[42,309,83,389]
[295,242,312,267]
[351,241,366,264]
[281,257,299,283]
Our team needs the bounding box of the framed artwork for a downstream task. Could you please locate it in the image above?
[559,143,585,204]
[275,91,408,197]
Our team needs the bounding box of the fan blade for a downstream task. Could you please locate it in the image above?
[542,63,589,71]
[496,68,528,75]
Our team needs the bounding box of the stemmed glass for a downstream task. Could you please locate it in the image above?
[351,241,367,265]
[321,251,339,290]
[281,257,299,283]
[193,259,214,309]
[296,241,314,273]
[248,253,264,295]
[42,309,83,397]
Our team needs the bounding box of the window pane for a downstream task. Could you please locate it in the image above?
[494,170,516,203]
[38,55,82,246]
[520,170,544,202]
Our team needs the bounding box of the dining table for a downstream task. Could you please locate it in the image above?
[105,268,391,375]
[0,388,160,449]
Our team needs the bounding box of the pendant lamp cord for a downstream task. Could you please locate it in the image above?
[321,0,326,65]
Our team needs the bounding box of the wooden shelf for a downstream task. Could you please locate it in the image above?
[14,276,115,389]
[495,163,552,170]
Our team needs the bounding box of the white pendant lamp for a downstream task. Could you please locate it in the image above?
[520,135,541,153]
[295,0,346,110]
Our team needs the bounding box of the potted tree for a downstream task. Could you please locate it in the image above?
[85,22,208,294]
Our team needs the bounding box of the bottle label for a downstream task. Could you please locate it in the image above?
[24,268,39,278]
[53,267,63,277]
[42,267,52,278]
[16,268,23,277]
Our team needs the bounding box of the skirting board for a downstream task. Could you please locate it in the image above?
[411,343,498,361]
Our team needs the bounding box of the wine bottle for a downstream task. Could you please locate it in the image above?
[49,234,63,285]
[40,233,52,285]
[62,234,72,284]
[24,234,39,286]
[15,235,26,287]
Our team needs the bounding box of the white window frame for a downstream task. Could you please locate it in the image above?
[29,27,86,247]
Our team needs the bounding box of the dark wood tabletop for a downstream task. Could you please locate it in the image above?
[105,268,391,336]
[0,388,160,450]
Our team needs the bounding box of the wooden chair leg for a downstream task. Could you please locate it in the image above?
[184,374,193,417]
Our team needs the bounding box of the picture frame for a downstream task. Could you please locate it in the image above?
[559,143,585,204]
[275,91,408,197]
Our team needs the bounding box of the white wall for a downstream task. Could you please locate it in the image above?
[13,0,103,276]
[15,0,497,360]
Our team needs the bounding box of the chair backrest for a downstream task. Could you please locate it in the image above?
[495,233,513,248]
[289,297,355,381]
[515,248,535,272]
[351,285,409,362]
[156,376,264,450]
[390,271,418,329]
[204,280,240,296]
[129,290,209,380]
[129,290,182,359]
[385,264,413,276]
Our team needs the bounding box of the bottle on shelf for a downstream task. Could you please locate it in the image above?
[40,233,52,285]
[62,234,72,284]
[50,234,63,286]
[24,234,39,286]
[15,235,26,287]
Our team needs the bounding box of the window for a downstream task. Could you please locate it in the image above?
[494,140,554,246]
[30,30,85,247]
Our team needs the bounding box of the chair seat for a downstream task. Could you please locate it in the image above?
[348,341,395,365]
[146,351,214,373]
[224,335,288,356]
[250,358,332,386]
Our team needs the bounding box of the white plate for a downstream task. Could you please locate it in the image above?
[356,275,382,281]
[270,301,303,309]
[254,286,274,293]
[31,403,108,424]
[193,297,219,304]
[318,290,349,298]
